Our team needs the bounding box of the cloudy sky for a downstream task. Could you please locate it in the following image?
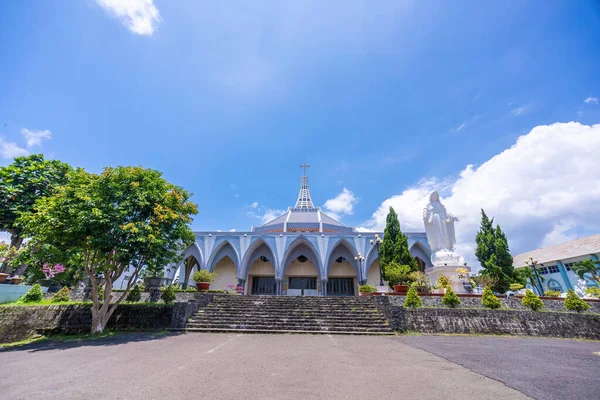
[1,1,599,268]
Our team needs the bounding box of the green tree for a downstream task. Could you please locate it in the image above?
[522,290,544,311]
[51,286,71,303]
[517,266,544,295]
[475,209,518,293]
[380,207,417,279]
[404,286,422,307]
[21,166,198,333]
[441,286,460,308]
[571,259,600,284]
[564,289,591,313]
[20,283,43,303]
[126,284,142,302]
[481,286,501,309]
[0,154,71,271]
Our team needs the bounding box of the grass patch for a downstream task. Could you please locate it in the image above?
[1,301,174,308]
[0,335,47,349]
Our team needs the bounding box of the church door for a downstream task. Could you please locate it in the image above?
[251,277,277,295]
[327,278,355,296]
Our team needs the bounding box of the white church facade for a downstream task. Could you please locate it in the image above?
[166,166,433,296]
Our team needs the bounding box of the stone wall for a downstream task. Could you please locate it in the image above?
[0,304,173,344]
[388,294,600,313]
[403,308,600,340]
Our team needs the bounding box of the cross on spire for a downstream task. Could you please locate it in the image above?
[299,163,310,176]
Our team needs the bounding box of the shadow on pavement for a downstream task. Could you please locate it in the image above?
[0,331,182,353]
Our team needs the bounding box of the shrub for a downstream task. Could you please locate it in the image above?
[404,286,422,307]
[564,289,591,313]
[441,286,460,308]
[192,270,216,283]
[359,284,377,293]
[51,286,71,303]
[385,262,411,287]
[161,285,176,304]
[509,283,523,291]
[522,290,544,311]
[585,287,600,298]
[21,283,43,303]
[543,290,561,297]
[437,274,450,288]
[126,284,142,302]
[408,271,428,286]
[481,286,501,309]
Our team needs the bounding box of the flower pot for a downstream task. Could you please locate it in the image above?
[196,282,210,291]
[10,277,22,285]
[393,284,409,294]
[0,273,8,283]
[414,285,428,294]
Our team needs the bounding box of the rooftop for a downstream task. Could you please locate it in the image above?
[513,233,600,267]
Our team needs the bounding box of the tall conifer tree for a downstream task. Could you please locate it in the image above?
[380,207,418,278]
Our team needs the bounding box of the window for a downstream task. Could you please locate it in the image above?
[547,265,559,274]
[547,279,563,292]
[564,263,573,271]
[539,266,549,275]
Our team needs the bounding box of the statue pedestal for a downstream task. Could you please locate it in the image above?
[426,265,472,294]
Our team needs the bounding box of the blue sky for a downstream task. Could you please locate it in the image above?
[1,1,600,261]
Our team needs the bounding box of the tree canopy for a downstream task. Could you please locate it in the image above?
[21,166,198,333]
[379,207,418,280]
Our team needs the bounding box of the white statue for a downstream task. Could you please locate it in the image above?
[423,191,463,267]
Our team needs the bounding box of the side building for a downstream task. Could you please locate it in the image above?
[513,233,600,295]
[164,169,432,296]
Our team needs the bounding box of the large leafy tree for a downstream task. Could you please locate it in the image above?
[380,207,418,279]
[474,209,518,293]
[21,166,198,333]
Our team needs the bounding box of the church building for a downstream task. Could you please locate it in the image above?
[167,166,432,296]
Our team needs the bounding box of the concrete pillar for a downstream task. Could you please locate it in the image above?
[556,261,573,291]
[321,278,328,296]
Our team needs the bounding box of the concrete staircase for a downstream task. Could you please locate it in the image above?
[186,295,394,335]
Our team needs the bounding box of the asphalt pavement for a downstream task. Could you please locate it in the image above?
[1,332,597,400]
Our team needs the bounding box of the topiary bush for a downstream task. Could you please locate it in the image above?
[564,289,591,313]
[161,285,176,304]
[21,283,43,303]
[359,284,377,293]
[544,290,561,297]
[522,290,544,311]
[51,286,71,303]
[441,286,460,308]
[481,286,501,309]
[126,284,142,302]
[404,286,422,307]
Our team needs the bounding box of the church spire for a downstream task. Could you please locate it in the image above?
[295,163,315,209]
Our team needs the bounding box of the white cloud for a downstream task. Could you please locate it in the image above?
[452,115,479,132]
[259,209,286,224]
[0,137,29,159]
[21,128,52,147]
[584,96,598,105]
[96,0,161,36]
[362,122,600,270]
[250,202,259,209]
[229,228,237,232]
[323,188,358,220]
[511,104,530,115]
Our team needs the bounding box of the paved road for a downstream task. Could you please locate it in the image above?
[0,333,595,400]
[400,335,600,400]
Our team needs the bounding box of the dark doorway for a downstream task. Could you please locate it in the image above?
[251,277,277,295]
[288,277,317,290]
[327,278,355,296]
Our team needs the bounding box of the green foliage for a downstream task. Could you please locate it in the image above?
[380,207,418,281]
[408,271,428,286]
[441,286,460,308]
[126,284,142,302]
[160,285,176,304]
[436,274,450,288]
[97,285,104,301]
[475,209,519,293]
[571,259,600,283]
[21,284,43,303]
[564,289,591,313]
[192,270,216,283]
[585,287,600,298]
[543,290,561,297]
[19,165,198,333]
[509,283,524,291]
[404,286,422,307]
[51,286,71,303]
[359,284,377,293]
[0,154,72,250]
[385,262,411,287]
[481,286,501,309]
[518,266,544,295]
[522,290,544,311]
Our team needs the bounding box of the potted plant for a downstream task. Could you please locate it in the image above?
[193,270,216,291]
[359,284,377,296]
[408,271,429,294]
[0,272,8,283]
[10,274,22,284]
[436,274,450,293]
[386,262,411,294]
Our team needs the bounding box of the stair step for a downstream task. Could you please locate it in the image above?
[179,328,395,335]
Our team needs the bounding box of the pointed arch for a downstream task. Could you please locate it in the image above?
[409,240,432,269]
[240,238,277,280]
[206,240,241,275]
[325,238,360,278]
[280,235,322,280]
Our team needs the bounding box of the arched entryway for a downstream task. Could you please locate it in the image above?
[366,259,386,288]
[326,240,360,296]
[243,241,277,295]
[207,241,240,291]
[281,240,321,296]
[180,255,200,289]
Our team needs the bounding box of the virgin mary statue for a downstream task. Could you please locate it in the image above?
[423,191,458,253]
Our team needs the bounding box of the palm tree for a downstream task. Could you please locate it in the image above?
[519,266,544,295]
[571,259,600,284]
